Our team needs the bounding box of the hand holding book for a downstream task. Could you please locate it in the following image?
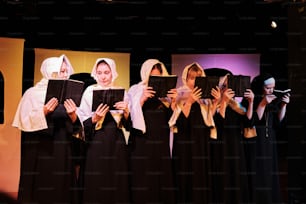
[44,97,59,115]
[273,89,291,98]
[194,76,220,98]
[148,75,178,98]
[273,89,291,104]
[227,75,251,97]
[45,79,85,106]
[92,88,125,111]
[63,98,79,123]
[141,86,156,100]
[92,104,110,124]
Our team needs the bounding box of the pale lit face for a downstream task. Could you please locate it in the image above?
[150,67,162,76]
[95,62,112,87]
[186,70,202,89]
[263,83,275,95]
[220,77,228,93]
[58,61,69,79]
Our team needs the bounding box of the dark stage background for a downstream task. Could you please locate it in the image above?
[1,0,306,202]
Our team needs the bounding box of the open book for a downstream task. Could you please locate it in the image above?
[273,89,291,103]
[92,88,125,111]
[227,75,251,97]
[273,89,291,97]
[148,75,178,98]
[195,76,220,98]
[45,79,84,106]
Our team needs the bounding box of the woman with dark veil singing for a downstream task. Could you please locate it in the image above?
[247,73,290,204]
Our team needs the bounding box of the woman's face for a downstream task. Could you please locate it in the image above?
[186,70,202,89]
[263,82,275,95]
[51,61,69,79]
[150,67,162,76]
[95,62,113,87]
[219,77,228,93]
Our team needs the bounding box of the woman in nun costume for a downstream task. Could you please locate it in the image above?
[169,62,220,204]
[12,54,83,204]
[127,59,176,204]
[247,73,290,204]
[77,58,131,204]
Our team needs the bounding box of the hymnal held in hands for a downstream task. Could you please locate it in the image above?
[273,89,291,98]
[195,76,220,98]
[148,75,178,98]
[92,88,125,111]
[227,75,251,97]
[273,89,291,104]
[45,79,84,106]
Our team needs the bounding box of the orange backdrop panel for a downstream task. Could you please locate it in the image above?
[0,45,130,199]
[0,37,25,198]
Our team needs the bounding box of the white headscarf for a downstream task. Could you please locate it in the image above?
[40,54,74,79]
[140,59,169,85]
[169,62,217,139]
[91,58,118,86]
[181,62,206,86]
[12,54,74,132]
[77,57,127,126]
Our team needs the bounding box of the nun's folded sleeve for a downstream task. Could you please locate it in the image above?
[12,80,48,132]
[128,83,146,133]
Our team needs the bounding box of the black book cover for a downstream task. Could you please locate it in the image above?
[45,79,84,106]
[273,89,291,103]
[273,89,291,98]
[92,88,125,111]
[227,75,251,97]
[148,75,178,98]
[195,76,220,98]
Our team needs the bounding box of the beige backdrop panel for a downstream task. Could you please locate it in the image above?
[34,48,130,90]
[0,37,25,198]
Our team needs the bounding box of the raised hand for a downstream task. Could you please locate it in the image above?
[222,88,235,103]
[44,97,58,115]
[114,101,129,112]
[64,99,77,122]
[140,86,156,105]
[64,99,77,114]
[92,104,109,123]
[263,94,277,105]
[186,87,202,105]
[244,89,254,103]
[281,93,290,105]
[211,86,221,102]
[167,88,178,101]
